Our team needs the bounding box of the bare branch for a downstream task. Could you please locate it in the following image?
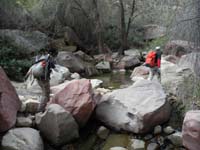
[126,0,135,37]
[73,0,90,19]
[177,16,200,24]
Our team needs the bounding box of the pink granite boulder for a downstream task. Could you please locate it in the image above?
[182,110,200,150]
[0,67,21,132]
[50,79,96,126]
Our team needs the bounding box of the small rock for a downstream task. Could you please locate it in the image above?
[16,116,32,127]
[96,61,111,71]
[96,88,111,95]
[163,126,175,134]
[25,99,40,113]
[147,143,159,150]
[19,95,26,102]
[167,132,182,146]
[71,73,80,79]
[154,125,162,135]
[144,134,153,141]
[97,126,110,139]
[110,147,128,150]
[90,79,103,89]
[19,101,26,112]
[131,139,145,150]
[157,136,164,145]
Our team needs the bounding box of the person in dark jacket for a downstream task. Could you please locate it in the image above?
[36,48,57,112]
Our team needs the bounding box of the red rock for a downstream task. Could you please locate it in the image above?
[50,81,70,95]
[182,110,200,150]
[0,67,21,132]
[50,79,96,126]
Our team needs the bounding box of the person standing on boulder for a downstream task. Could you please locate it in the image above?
[144,46,162,82]
[35,47,57,112]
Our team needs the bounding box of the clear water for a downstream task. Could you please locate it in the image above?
[90,71,133,89]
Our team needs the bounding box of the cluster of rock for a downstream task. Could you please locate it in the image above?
[0,28,144,78]
[131,52,200,111]
[0,64,171,150]
[96,124,183,150]
[1,39,200,150]
[130,49,200,150]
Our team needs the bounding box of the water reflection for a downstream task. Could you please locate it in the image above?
[91,71,133,89]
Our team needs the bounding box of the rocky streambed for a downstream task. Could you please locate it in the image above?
[1,52,200,150]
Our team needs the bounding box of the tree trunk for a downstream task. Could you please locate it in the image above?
[93,0,104,54]
[118,0,136,56]
[118,0,126,55]
[126,0,135,39]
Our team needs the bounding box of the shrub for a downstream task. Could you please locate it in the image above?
[0,39,32,81]
[145,36,168,51]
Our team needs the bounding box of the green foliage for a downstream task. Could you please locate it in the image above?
[104,26,121,50]
[16,0,39,9]
[128,26,146,48]
[145,36,168,51]
[0,39,32,81]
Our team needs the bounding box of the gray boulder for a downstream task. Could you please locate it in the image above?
[167,132,183,147]
[164,40,194,57]
[96,61,111,71]
[178,52,200,77]
[0,29,48,54]
[56,51,85,73]
[0,0,32,29]
[124,49,141,58]
[16,116,33,127]
[96,80,171,133]
[113,55,141,70]
[36,104,79,146]
[1,128,43,150]
[74,50,94,62]
[143,24,166,40]
[50,65,71,85]
[57,51,98,76]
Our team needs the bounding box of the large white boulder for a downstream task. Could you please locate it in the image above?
[96,80,171,133]
[178,52,200,77]
[161,60,196,108]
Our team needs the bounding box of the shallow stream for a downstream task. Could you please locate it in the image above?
[90,71,133,89]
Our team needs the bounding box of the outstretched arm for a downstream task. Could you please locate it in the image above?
[156,51,162,68]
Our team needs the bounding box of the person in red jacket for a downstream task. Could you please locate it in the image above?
[145,46,162,82]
